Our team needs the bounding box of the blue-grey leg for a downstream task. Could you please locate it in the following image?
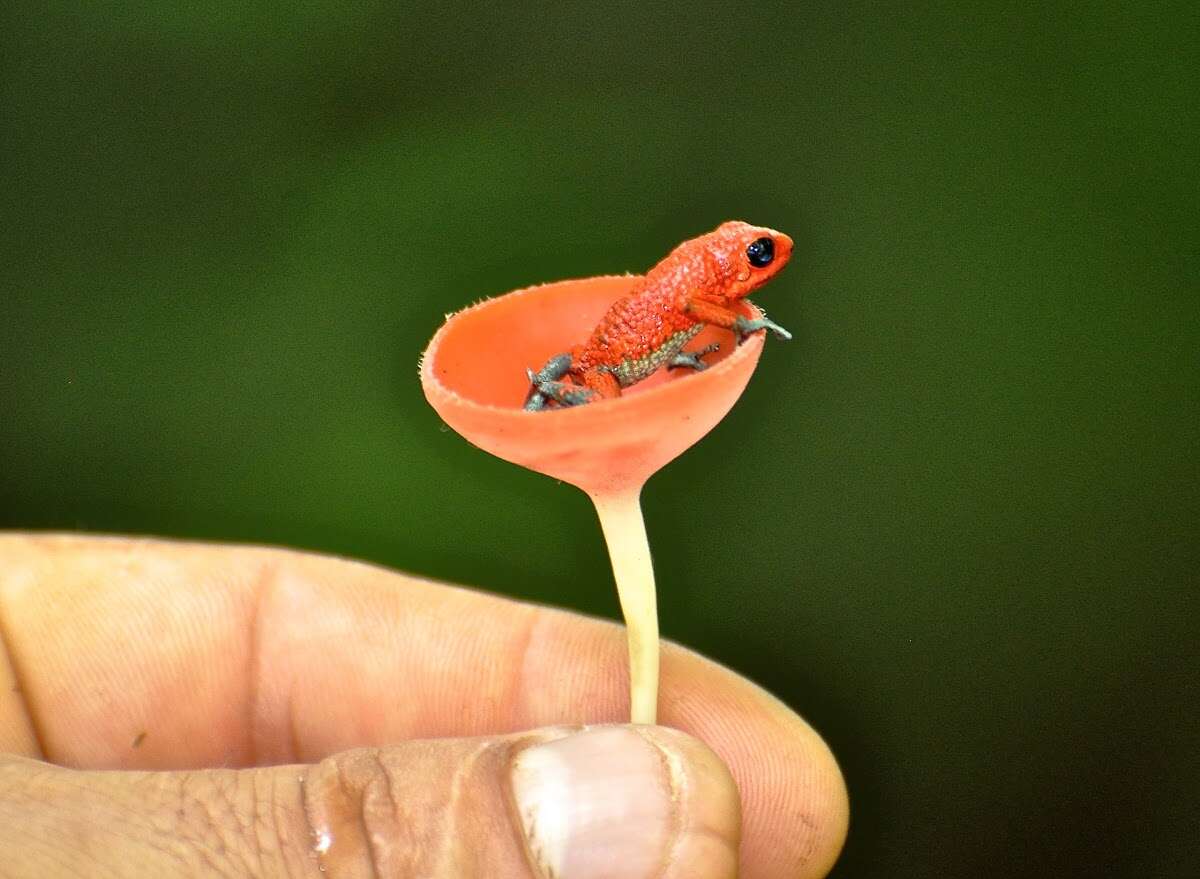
[734,315,793,344]
[526,370,596,407]
[523,352,574,411]
[668,342,720,371]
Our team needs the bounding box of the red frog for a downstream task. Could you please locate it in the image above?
[524,220,794,410]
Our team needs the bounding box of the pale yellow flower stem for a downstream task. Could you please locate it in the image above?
[589,487,659,725]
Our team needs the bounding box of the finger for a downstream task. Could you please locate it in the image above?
[0,534,848,878]
[2,724,739,879]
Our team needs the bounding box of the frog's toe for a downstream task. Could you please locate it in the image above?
[765,319,793,341]
[524,354,576,410]
[734,316,792,344]
[668,343,720,371]
[534,377,595,408]
[524,370,550,411]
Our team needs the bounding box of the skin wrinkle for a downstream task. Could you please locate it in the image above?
[265,770,306,879]
[506,761,547,879]
[507,607,545,731]
[502,736,533,877]
[287,694,303,766]
[367,749,400,827]
[291,770,324,879]
[171,769,191,857]
[232,770,265,877]
[273,772,317,879]
[208,773,241,854]
[247,771,270,877]
[436,737,493,875]
[636,730,687,879]
[251,771,272,879]
[177,771,227,876]
[298,767,319,873]
[200,772,248,875]
[0,568,47,759]
[339,755,382,879]
[245,555,279,769]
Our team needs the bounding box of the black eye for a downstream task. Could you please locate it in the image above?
[746,237,774,268]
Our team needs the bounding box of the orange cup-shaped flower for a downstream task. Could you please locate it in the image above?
[422,274,769,724]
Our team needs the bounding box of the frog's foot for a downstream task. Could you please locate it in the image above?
[734,315,793,344]
[668,343,720,371]
[526,369,596,408]
[523,352,574,411]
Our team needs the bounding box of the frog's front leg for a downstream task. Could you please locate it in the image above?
[684,299,792,344]
[733,314,792,343]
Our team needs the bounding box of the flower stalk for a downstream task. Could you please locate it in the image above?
[590,488,659,724]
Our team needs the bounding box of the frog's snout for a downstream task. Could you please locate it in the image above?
[773,231,794,263]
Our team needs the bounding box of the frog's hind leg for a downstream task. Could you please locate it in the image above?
[529,366,619,409]
[523,352,574,411]
[580,367,620,401]
[668,342,720,372]
[528,371,596,408]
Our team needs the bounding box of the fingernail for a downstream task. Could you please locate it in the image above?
[510,726,680,879]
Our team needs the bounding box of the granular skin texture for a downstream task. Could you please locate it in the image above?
[529,220,794,406]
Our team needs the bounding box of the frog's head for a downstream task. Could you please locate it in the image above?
[708,220,794,299]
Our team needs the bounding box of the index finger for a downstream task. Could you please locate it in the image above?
[0,534,847,878]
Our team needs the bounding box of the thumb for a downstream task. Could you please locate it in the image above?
[3,725,740,878]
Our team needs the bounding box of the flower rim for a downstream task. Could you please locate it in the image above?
[419,274,765,418]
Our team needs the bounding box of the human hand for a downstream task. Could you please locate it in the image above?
[0,535,847,877]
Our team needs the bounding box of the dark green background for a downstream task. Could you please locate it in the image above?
[2,2,1196,875]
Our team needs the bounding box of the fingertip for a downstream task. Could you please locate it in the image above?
[781,715,849,878]
[658,644,848,877]
[509,724,740,879]
[636,725,741,879]
[751,698,849,877]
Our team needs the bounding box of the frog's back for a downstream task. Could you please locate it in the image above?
[577,278,700,378]
[575,231,715,376]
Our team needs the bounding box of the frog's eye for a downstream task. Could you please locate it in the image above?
[746,237,774,268]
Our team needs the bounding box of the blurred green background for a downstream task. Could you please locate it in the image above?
[2,2,1197,875]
